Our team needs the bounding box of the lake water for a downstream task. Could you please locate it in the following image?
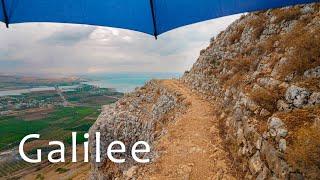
[0,86,83,97]
[0,87,55,97]
[0,72,182,96]
[83,72,181,93]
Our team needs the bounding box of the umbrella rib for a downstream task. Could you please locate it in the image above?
[1,0,9,28]
[149,0,157,39]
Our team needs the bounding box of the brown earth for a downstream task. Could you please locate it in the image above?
[16,107,55,121]
[135,80,236,179]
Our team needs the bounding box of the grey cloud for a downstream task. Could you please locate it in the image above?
[0,14,241,75]
[40,26,95,45]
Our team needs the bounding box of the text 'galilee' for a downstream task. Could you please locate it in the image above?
[19,132,150,163]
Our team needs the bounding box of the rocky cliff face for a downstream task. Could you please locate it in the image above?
[89,3,320,180]
[182,3,320,179]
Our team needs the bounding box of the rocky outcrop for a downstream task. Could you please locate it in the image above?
[89,80,188,179]
[285,85,311,108]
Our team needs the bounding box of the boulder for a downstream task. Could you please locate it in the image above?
[285,85,311,108]
[261,140,289,179]
[300,4,315,14]
[308,92,320,106]
[268,117,284,130]
[304,66,320,78]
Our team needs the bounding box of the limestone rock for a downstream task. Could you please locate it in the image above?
[304,66,320,78]
[277,100,293,112]
[249,152,264,175]
[300,4,315,14]
[256,165,271,180]
[268,117,284,130]
[260,108,271,117]
[308,92,320,106]
[285,85,311,108]
[277,128,288,138]
[279,138,287,152]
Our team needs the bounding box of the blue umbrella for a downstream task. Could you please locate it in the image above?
[0,0,317,38]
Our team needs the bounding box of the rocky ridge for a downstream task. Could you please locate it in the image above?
[182,3,320,179]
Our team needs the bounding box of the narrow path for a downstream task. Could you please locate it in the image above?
[137,80,236,180]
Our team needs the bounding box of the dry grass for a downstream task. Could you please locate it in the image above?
[249,86,283,113]
[248,14,266,39]
[286,123,320,179]
[229,57,256,73]
[272,7,301,23]
[221,57,257,88]
[275,106,320,133]
[279,22,320,78]
[257,35,280,54]
[274,106,320,178]
[228,25,245,44]
[224,73,246,88]
[295,77,320,92]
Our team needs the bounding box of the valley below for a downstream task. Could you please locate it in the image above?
[0,75,123,179]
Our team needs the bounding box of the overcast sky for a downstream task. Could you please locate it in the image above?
[0,14,240,76]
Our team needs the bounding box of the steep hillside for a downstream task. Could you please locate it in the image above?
[182,3,320,179]
[89,3,320,180]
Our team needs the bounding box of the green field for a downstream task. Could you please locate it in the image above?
[0,106,100,151]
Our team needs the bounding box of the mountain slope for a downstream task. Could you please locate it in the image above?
[182,2,320,179]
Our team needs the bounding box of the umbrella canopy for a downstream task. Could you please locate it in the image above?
[0,0,317,38]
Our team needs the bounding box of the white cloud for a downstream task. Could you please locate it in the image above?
[0,14,241,75]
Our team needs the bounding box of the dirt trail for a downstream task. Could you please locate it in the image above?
[137,80,236,180]
[18,80,236,180]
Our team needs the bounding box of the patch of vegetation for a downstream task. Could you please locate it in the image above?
[286,123,320,179]
[276,106,320,178]
[228,25,245,44]
[275,105,320,132]
[295,77,320,92]
[65,132,87,145]
[0,116,48,150]
[63,85,122,107]
[0,106,99,150]
[248,14,266,39]
[272,7,301,23]
[66,123,92,131]
[249,86,283,113]
[221,57,257,88]
[279,22,320,78]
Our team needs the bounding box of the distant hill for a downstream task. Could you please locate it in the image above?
[0,74,87,90]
